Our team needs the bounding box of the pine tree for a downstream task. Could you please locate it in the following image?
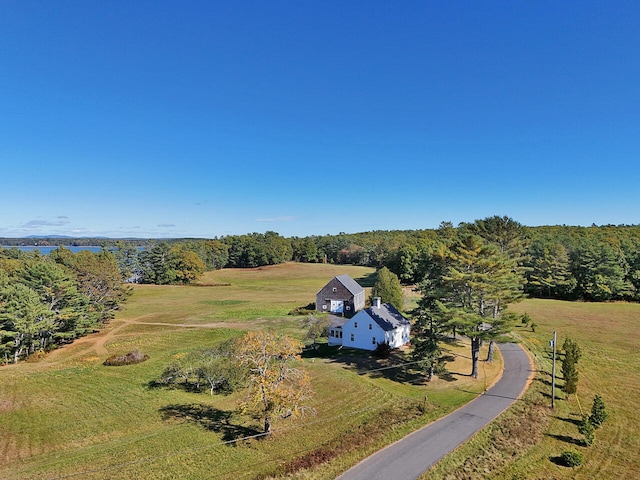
[590,394,609,428]
[562,338,580,395]
[578,415,596,446]
[411,281,446,380]
[439,234,525,378]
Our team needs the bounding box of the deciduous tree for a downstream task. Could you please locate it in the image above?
[235,331,312,435]
[302,314,330,347]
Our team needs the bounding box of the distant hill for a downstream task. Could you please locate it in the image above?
[26,235,74,239]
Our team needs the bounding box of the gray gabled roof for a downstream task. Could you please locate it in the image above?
[335,274,364,296]
[366,303,410,332]
[328,315,349,329]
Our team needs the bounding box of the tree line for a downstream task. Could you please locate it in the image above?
[121,222,640,302]
[5,220,640,301]
[0,247,130,363]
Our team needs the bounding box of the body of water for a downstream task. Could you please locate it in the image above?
[2,246,104,255]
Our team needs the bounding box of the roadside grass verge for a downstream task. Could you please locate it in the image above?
[421,299,640,480]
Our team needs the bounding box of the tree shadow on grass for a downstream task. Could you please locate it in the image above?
[354,272,377,288]
[160,404,262,444]
[555,415,582,427]
[546,433,583,446]
[302,343,429,385]
[146,380,206,394]
[549,455,571,467]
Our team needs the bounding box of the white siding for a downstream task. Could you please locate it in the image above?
[386,324,411,349]
[341,311,386,351]
[328,327,343,346]
[353,291,366,312]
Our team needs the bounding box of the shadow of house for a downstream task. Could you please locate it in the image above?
[160,404,261,443]
[303,343,426,386]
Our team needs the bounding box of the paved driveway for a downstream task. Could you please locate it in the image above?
[337,342,534,480]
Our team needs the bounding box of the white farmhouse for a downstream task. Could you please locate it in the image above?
[328,298,411,351]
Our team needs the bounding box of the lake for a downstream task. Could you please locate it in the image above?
[2,246,104,255]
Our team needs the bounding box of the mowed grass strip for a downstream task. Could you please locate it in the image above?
[0,262,502,479]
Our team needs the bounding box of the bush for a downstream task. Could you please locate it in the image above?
[560,450,583,467]
[104,350,150,366]
[289,303,316,315]
[578,415,596,446]
[373,342,393,359]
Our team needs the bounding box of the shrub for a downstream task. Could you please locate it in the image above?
[561,450,583,467]
[578,415,595,446]
[104,350,150,366]
[373,342,393,359]
[590,394,609,428]
[288,303,316,315]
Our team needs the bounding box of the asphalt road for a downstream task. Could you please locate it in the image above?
[337,342,534,480]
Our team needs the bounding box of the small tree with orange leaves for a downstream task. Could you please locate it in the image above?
[235,331,313,435]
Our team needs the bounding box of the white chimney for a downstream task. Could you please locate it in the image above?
[373,297,381,309]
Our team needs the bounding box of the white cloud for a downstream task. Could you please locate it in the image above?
[24,218,70,227]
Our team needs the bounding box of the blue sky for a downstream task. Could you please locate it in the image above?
[1,1,639,238]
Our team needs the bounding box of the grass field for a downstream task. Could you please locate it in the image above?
[0,263,502,480]
[422,299,640,480]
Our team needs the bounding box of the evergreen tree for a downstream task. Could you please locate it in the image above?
[562,336,582,364]
[411,273,448,380]
[440,234,524,378]
[578,415,596,446]
[590,394,609,428]
[139,242,178,284]
[371,267,403,310]
[562,338,580,395]
[527,241,576,298]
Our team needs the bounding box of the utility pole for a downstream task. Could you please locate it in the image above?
[551,330,556,409]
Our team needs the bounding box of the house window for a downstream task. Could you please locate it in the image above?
[368,324,372,330]
[372,337,376,345]
[350,333,354,342]
[330,330,334,337]
[339,331,342,338]
[354,322,357,328]
[332,287,337,292]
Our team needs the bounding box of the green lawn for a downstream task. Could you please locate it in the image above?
[0,263,501,479]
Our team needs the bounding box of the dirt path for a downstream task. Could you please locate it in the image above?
[26,317,256,369]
